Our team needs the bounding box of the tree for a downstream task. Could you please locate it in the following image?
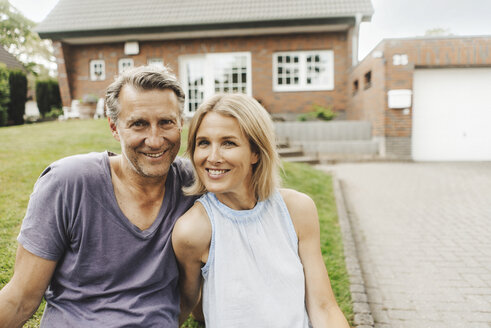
[424,28,453,37]
[0,0,55,76]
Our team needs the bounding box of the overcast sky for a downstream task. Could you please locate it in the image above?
[9,0,491,60]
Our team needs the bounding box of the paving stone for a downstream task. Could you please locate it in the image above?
[319,162,491,328]
[353,302,371,313]
[354,313,374,326]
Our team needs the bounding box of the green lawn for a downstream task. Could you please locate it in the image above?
[0,119,352,326]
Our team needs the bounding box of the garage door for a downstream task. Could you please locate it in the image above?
[412,68,491,161]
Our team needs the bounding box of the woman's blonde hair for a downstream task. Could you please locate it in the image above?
[184,93,281,201]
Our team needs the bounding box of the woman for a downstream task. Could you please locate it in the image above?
[172,93,349,328]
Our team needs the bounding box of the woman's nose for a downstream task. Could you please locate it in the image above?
[207,145,222,164]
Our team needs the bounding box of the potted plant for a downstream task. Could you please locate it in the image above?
[78,94,99,119]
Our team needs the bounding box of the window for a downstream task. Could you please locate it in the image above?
[273,50,334,91]
[179,52,252,116]
[364,71,372,89]
[353,79,359,95]
[90,60,105,81]
[118,58,134,74]
[392,54,408,66]
[147,58,164,68]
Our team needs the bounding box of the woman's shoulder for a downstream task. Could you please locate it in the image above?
[279,188,315,209]
[278,188,318,238]
[173,202,211,251]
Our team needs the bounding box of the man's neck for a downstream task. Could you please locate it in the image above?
[108,155,168,230]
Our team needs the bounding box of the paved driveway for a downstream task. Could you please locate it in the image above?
[319,162,491,328]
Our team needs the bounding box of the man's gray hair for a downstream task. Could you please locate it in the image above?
[105,65,185,124]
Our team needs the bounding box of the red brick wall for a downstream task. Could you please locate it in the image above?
[347,36,491,139]
[53,41,72,107]
[385,36,491,139]
[58,31,352,116]
[347,42,386,137]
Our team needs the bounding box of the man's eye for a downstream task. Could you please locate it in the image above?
[132,121,146,127]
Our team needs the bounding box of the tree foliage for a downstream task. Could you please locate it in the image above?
[0,0,55,76]
[424,28,453,37]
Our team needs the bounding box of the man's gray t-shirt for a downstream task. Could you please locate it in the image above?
[18,152,197,327]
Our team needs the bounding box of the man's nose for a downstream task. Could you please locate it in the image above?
[145,126,164,148]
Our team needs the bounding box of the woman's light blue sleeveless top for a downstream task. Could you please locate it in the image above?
[197,191,310,328]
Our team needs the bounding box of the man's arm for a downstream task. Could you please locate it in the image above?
[171,203,211,326]
[0,245,57,328]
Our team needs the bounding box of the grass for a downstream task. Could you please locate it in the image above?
[0,119,352,326]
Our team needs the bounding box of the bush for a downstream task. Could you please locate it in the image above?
[8,70,27,125]
[0,64,10,126]
[312,104,336,121]
[36,79,61,117]
[297,104,336,121]
[45,107,63,120]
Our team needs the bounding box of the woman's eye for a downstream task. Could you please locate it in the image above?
[197,140,209,146]
[224,141,237,147]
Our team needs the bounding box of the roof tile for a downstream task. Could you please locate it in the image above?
[37,0,373,33]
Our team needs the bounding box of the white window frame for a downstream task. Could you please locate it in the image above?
[90,59,105,81]
[273,50,334,92]
[118,58,134,74]
[179,52,252,116]
[147,58,164,68]
[392,54,409,66]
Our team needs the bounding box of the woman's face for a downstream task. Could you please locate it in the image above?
[193,111,258,200]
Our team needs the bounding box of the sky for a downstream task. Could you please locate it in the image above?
[8,0,491,61]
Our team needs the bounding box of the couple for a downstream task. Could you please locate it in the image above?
[0,66,349,328]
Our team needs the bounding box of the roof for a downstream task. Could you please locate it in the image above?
[37,0,373,40]
[0,47,24,71]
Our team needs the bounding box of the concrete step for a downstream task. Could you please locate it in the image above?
[277,147,304,157]
[275,121,373,142]
[293,140,379,156]
[281,155,320,165]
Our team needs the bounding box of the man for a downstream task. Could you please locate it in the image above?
[0,66,198,327]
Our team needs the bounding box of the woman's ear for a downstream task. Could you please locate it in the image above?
[251,151,259,165]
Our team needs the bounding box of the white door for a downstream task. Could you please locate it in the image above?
[179,52,252,117]
[412,68,491,161]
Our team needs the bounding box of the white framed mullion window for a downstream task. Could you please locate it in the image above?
[147,58,164,68]
[118,58,134,74]
[90,59,105,81]
[179,52,252,117]
[273,50,334,92]
[179,55,206,116]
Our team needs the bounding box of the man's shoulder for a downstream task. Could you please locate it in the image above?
[170,157,194,185]
[40,152,107,183]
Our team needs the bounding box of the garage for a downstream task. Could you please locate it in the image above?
[412,68,491,161]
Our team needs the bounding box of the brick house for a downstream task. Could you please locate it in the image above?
[348,36,491,160]
[36,0,373,119]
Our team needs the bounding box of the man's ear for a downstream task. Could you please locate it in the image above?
[108,117,120,141]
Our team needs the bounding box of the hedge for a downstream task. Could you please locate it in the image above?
[35,79,61,117]
[8,70,27,125]
[0,64,10,126]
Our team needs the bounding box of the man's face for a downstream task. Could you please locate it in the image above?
[109,85,182,180]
